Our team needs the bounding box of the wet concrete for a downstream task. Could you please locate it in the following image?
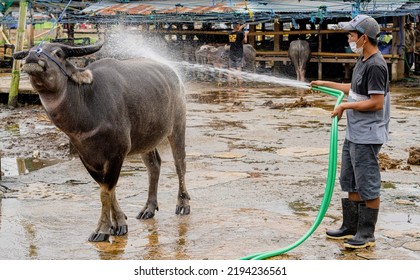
[0,80,419,260]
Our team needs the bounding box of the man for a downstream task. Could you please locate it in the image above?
[404,23,415,76]
[415,23,420,75]
[228,22,249,92]
[310,14,390,249]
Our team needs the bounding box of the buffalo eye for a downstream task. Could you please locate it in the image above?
[53,49,65,59]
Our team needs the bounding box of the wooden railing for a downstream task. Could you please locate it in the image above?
[256,51,399,64]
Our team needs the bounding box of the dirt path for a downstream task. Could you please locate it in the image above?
[0,80,419,260]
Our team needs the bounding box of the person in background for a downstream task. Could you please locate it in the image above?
[228,22,249,93]
[310,15,390,249]
[414,23,420,75]
[404,23,415,77]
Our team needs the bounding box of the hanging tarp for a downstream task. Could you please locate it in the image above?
[0,0,14,14]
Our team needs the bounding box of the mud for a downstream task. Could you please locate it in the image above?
[0,79,419,260]
[408,147,420,165]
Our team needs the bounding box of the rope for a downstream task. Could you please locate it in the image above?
[36,0,73,52]
[33,0,73,79]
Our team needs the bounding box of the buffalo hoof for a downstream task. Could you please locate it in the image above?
[176,205,190,215]
[136,211,155,220]
[111,225,128,236]
[88,232,110,242]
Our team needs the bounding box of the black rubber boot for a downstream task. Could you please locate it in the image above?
[344,204,379,249]
[326,198,360,240]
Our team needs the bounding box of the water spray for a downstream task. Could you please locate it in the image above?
[240,85,344,260]
[176,61,310,89]
[99,32,310,89]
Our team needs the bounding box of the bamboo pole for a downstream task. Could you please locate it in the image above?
[8,0,28,108]
[33,25,58,39]
[0,25,12,45]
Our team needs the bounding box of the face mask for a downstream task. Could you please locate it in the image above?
[349,35,365,55]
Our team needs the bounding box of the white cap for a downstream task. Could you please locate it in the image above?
[339,14,380,39]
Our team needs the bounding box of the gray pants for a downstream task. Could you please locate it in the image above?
[229,57,244,69]
[339,139,382,201]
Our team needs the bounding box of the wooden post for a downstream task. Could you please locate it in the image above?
[397,16,405,80]
[26,6,35,47]
[27,24,34,47]
[248,24,255,47]
[274,21,280,51]
[273,21,280,74]
[391,16,397,81]
[8,0,28,108]
[391,16,405,81]
[279,22,283,51]
[318,28,323,80]
[344,63,351,80]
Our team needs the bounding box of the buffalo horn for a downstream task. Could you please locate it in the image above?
[61,40,104,58]
[13,51,29,60]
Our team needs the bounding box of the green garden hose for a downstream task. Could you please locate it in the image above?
[240,85,345,260]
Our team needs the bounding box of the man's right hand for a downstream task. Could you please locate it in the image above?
[310,80,325,87]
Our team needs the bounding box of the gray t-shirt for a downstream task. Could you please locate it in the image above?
[346,52,390,144]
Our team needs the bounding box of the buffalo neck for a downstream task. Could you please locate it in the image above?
[39,81,97,135]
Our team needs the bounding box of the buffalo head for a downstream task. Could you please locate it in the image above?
[12,41,104,86]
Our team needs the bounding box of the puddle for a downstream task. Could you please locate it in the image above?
[1,157,65,177]
[188,91,233,104]
[208,119,247,130]
[393,88,420,107]
[381,212,420,231]
[289,200,318,216]
[382,182,396,189]
[229,142,278,152]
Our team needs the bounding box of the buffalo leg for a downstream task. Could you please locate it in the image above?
[89,186,128,241]
[86,158,127,242]
[168,128,191,216]
[137,149,161,219]
[88,185,114,242]
[110,190,128,236]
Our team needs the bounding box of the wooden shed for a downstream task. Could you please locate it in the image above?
[2,0,420,80]
[78,0,420,81]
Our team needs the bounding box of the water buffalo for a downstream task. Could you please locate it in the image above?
[13,41,191,242]
[194,44,218,80]
[241,44,257,73]
[208,44,257,72]
[194,44,256,83]
[288,40,311,82]
[195,44,216,65]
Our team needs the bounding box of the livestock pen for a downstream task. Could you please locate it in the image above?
[1,1,420,81]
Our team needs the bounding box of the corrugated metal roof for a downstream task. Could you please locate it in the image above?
[77,1,420,23]
[398,1,420,11]
[3,1,418,25]
[82,0,412,14]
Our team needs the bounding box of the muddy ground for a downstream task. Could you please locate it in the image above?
[0,77,419,260]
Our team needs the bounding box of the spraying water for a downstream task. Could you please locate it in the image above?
[99,29,172,64]
[99,30,310,90]
[176,61,310,89]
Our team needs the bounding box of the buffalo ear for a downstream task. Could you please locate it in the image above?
[13,51,29,60]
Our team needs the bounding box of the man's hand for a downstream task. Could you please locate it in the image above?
[309,80,351,95]
[310,80,325,87]
[331,104,345,120]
